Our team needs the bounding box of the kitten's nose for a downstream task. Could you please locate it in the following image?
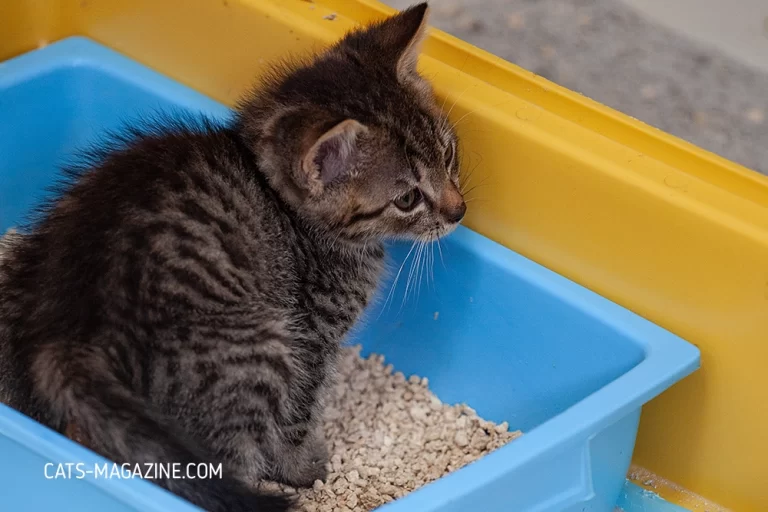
[439,183,466,224]
[443,202,466,224]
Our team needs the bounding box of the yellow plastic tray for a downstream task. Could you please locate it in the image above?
[2,1,765,510]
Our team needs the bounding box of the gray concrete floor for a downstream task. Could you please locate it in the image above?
[616,0,768,74]
[384,0,768,176]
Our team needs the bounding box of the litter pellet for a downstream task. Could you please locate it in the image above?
[261,345,522,511]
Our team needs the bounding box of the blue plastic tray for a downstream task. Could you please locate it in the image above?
[0,37,700,512]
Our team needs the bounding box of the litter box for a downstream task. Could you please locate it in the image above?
[0,37,700,512]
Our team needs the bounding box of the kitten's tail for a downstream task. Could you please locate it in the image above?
[31,343,293,512]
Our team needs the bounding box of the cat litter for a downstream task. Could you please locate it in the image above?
[261,345,522,512]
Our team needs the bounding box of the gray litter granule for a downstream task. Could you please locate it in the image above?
[262,345,522,511]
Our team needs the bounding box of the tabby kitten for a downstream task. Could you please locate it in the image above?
[0,3,465,511]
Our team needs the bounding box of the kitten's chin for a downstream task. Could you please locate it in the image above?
[388,222,462,244]
[431,222,461,240]
[333,234,385,252]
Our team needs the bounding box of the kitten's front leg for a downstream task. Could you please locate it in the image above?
[271,422,328,488]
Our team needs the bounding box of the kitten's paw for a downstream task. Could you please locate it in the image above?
[277,459,328,488]
[274,439,329,488]
[310,438,329,471]
[305,443,330,484]
[279,468,328,489]
[169,476,294,512]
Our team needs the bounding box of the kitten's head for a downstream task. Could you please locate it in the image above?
[239,3,465,245]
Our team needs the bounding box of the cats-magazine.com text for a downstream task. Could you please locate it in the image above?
[44,461,223,480]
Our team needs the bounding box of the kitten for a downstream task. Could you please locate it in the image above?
[0,3,465,511]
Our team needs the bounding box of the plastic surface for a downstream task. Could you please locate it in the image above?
[0,3,763,508]
[615,482,691,512]
[0,37,699,512]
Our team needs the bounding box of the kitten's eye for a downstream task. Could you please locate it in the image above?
[394,188,423,211]
[445,143,455,168]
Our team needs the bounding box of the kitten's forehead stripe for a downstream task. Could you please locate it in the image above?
[410,160,422,182]
[346,204,390,226]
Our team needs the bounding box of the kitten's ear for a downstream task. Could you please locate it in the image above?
[300,119,367,193]
[388,3,430,80]
[344,3,430,81]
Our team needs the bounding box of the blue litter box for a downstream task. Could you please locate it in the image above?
[0,37,700,512]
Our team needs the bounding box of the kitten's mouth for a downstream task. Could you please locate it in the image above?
[431,221,461,241]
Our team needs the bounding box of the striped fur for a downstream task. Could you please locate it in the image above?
[0,3,464,511]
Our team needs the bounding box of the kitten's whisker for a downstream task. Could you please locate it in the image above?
[401,240,424,312]
[445,85,472,120]
[425,237,431,293]
[427,234,433,288]
[463,174,493,197]
[413,241,427,306]
[400,240,424,311]
[417,238,429,300]
[462,197,488,204]
[463,181,492,197]
[453,98,514,129]
[424,241,430,296]
[470,150,485,170]
[436,235,446,270]
[379,240,417,318]
[417,240,426,299]
[441,84,474,132]
[453,109,479,129]
[439,90,452,119]
[416,240,428,302]
[460,167,479,195]
[429,236,436,290]
[459,152,484,194]
[414,242,423,302]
